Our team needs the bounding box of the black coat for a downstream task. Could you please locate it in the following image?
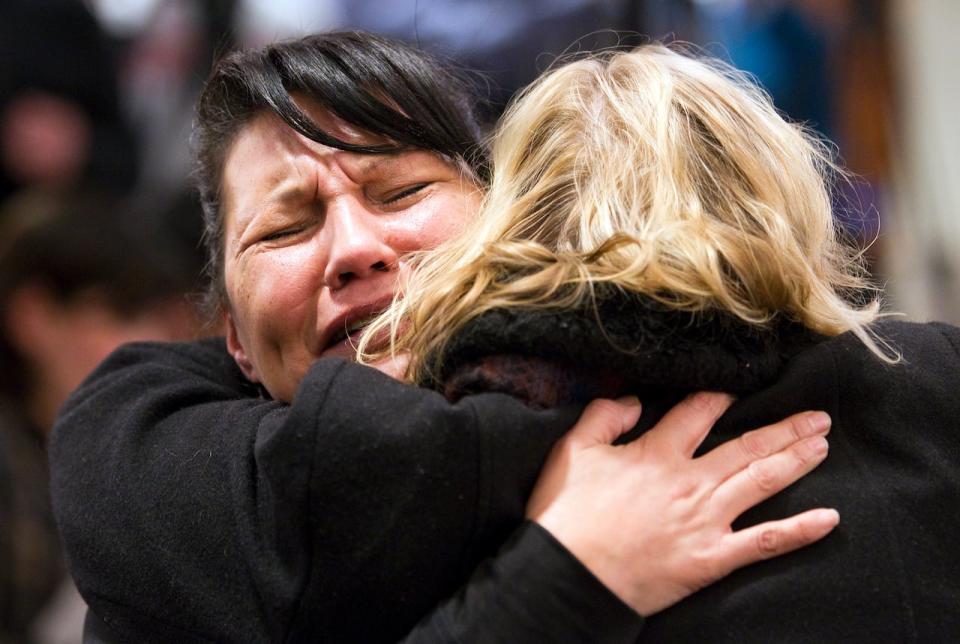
[50,339,640,643]
[437,303,960,642]
[50,310,960,642]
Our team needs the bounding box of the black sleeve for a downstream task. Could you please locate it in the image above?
[50,339,640,643]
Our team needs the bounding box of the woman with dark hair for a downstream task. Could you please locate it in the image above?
[51,33,835,643]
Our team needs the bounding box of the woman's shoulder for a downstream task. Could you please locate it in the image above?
[822,318,960,374]
[877,318,960,356]
[795,318,960,428]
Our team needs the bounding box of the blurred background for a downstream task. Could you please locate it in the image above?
[0,0,956,642]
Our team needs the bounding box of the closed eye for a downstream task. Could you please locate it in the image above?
[260,226,305,242]
[383,184,428,204]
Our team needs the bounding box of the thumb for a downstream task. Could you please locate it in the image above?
[566,396,642,448]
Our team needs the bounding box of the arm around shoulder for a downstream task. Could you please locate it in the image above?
[50,338,583,642]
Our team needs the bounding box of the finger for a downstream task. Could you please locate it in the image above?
[711,435,829,522]
[565,396,642,449]
[696,411,831,481]
[639,392,733,457]
[714,508,839,577]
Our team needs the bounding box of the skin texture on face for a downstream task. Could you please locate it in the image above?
[221,103,481,402]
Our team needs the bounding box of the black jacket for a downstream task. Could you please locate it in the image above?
[50,339,640,643]
[51,310,960,642]
[435,304,960,642]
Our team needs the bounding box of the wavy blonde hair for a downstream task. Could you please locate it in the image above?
[359,44,890,382]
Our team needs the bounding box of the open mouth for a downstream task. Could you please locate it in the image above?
[318,295,398,357]
[325,314,382,350]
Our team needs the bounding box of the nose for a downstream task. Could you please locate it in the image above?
[322,198,397,291]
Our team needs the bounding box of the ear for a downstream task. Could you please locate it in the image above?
[224,310,259,383]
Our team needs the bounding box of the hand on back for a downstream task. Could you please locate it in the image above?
[527,392,837,616]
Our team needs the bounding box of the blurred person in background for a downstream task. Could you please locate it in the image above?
[0,0,138,201]
[0,190,204,643]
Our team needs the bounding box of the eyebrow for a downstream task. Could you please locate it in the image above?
[228,181,307,241]
[266,154,406,205]
[232,150,429,218]
[351,152,411,174]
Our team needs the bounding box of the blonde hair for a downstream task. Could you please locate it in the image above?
[359,44,891,382]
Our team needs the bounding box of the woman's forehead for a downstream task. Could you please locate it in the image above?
[223,114,447,192]
[220,114,465,236]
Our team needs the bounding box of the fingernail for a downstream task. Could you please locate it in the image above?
[806,435,829,457]
[814,508,840,529]
[804,412,831,436]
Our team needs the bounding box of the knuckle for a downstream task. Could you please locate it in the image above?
[792,436,827,466]
[588,398,621,420]
[747,460,778,491]
[787,416,807,442]
[690,548,724,588]
[796,518,816,544]
[756,528,781,557]
[738,430,770,459]
[687,391,722,413]
[790,441,813,466]
[673,475,702,502]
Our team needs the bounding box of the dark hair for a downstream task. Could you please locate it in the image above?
[0,190,203,399]
[194,30,490,310]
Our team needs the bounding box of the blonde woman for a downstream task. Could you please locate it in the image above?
[363,45,960,640]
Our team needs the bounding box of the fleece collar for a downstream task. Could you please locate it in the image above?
[427,293,822,404]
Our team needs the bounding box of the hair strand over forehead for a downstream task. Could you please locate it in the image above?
[192,31,489,314]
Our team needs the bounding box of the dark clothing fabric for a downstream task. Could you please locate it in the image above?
[405,522,643,643]
[437,296,820,407]
[79,521,641,644]
[439,308,960,642]
[50,308,960,642]
[433,295,815,397]
[0,404,64,644]
[50,339,641,643]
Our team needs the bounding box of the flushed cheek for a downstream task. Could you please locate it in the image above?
[387,198,474,251]
[254,266,318,343]
[230,253,319,359]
